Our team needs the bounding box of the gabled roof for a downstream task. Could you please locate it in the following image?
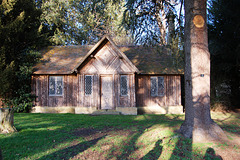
[33,36,184,75]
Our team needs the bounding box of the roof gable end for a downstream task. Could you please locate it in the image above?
[74,35,139,73]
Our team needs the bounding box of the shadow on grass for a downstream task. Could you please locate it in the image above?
[204,147,222,160]
[38,136,105,160]
[169,136,192,160]
[140,139,163,160]
[114,126,151,160]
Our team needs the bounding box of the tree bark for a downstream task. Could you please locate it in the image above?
[179,0,225,142]
[0,108,17,133]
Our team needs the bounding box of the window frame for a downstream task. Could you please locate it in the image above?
[150,76,165,97]
[49,76,64,96]
[120,75,129,96]
[85,75,93,96]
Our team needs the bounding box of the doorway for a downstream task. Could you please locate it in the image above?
[101,75,114,109]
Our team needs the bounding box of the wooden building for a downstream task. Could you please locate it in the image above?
[31,36,183,115]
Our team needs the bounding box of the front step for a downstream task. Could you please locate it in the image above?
[91,109,121,115]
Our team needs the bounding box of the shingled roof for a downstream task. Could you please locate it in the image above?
[33,45,93,74]
[33,37,183,75]
[118,46,184,74]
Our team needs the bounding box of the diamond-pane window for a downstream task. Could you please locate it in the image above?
[158,77,164,96]
[150,77,158,96]
[85,75,93,95]
[150,76,164,97]
[120,75,128,96]
[49,76,63,96]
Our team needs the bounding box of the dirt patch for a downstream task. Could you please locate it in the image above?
[213,133,240,160]
[70,127,139,160]
[72,127,137,141]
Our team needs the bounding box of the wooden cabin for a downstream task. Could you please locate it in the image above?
[31,36,183,115]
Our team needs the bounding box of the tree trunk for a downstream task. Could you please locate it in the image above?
[0,108,17,133]
[179,0,225,142]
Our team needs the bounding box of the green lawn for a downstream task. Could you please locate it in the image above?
[0,112,239,160]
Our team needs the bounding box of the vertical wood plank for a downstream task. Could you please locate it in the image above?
[78,74,82,107]
[178,76,182,105]
[68,75,73,106]
[35,76,40,106]
[132,74,135,107]
[73,75,78,106]
[41,76,48,106]
[163,75,167,106]
[174,76,177,105]
[115,74,119,107]
[31,76,36,105]
[96,74,100,109]
[166,76,169,106]
[63,75,67,106]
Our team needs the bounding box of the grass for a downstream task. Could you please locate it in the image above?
[0,112,239,160]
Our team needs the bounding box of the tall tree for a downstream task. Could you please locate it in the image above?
[39,0,133,45]
[123,0,180,45]
[208,0,240,109]
[179,0,225,142]
[0,0,46,133]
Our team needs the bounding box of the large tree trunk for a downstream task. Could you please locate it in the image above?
[0,108,17,133]
[179,0,225,142]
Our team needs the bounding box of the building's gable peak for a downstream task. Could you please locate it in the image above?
[73,35,139,73]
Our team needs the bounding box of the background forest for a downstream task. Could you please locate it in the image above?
[0,0,239,111]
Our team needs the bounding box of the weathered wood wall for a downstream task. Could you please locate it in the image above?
[32,75,78,107]
[77,41,136,109]
[32,74,136,108]
[136,75,181,107]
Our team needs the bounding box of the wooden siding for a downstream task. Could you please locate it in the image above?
[136,75,181,107]
[32,42,137,109]
[78,42,136,109]
[32,74,181,109]
[32,75,78,107]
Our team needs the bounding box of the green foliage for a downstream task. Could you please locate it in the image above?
[208,0,240,108]
[39,0,133,45]
[168,35,184,72]
[123,0,180,45]
[14,50,41,112]
[10,93,36,113]
[0,0,47,111]
[1,50,41,112]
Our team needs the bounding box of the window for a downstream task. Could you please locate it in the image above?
[85,75,93,95]
[49,76,63,96]
[150,76,164,97]
[120,75,128,96]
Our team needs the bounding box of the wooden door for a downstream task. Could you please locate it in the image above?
[101,76,113,109]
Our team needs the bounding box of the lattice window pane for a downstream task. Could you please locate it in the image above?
[150,77,158,96]
[120,75,128,96]
[158,76,164,96]
[49,77,55,95]
[56,77,63,95]
[49,76,63,96]
[85,75,93,95]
